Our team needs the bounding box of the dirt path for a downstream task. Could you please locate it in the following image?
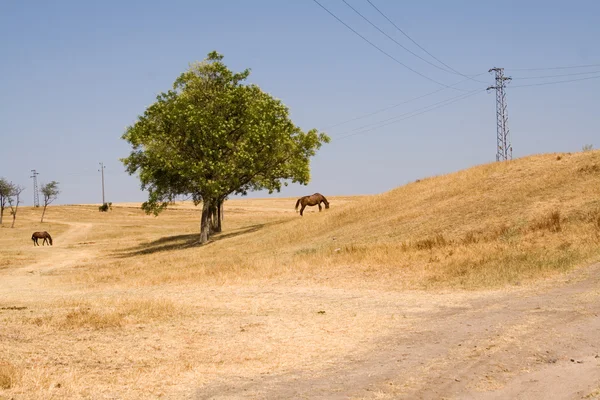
[194,264,600,400]
[0,221,95,298]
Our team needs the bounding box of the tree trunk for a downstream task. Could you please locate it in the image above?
[11,212,16,228]
[210,203,218,233]
[199,200,212,244]
[41,205,47,223]
[0,207,3,225]
[216,200,222,233]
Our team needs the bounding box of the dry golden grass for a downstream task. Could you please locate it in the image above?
[1,150,600,398]
[65,150,600,291]
[0,208,70,270]
[585,386,600,399]
[0,361,20,390]
[14,297,183,330]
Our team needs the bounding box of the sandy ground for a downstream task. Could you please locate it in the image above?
[194,264,600,400]
[2,220,599,399]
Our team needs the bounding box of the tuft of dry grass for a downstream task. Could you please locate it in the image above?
[584,386,600,399]
[21,298,183,330]
[0,361,20,389]
[531,210,562,233]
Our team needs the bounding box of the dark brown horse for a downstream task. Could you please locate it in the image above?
[32,231,53,246]
[295,193,329,216]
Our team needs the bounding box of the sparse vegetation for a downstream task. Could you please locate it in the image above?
[0,178,13,225]
[531,210,562,233]
[0,361,19,389]
[39,181,60,223]
[7,184,24,228]
[584,386,600,399]
[582,144,594,152]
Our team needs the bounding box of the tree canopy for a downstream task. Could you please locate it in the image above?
[40,181,60,222]
[121,51,330,243]
[0,178,14,225]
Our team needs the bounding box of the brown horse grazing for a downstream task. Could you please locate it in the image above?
[32,231,53,246]
[295,193,330,216]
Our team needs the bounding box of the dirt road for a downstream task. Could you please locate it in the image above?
[195,264,600,399]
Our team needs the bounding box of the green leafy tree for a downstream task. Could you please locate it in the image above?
[0,178,13,225]
[7,184,24,228]
[121,52,329,243]
[40,181,60,223]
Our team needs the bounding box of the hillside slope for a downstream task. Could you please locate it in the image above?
[64,150,600,291]
[203,150,600,289]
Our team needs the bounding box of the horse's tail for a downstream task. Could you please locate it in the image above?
[295,198,301,212]
[31,233,35,241]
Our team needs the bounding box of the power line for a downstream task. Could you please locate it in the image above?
[510,69,600,80]
[323,72,488,130]
[330,63,595,143]
[365,0,482,83]
[311,0,461,90]
[510,74,600,88]
[508,63,600,71]
[336,89,485,140]
[335,88,482,136]
[341,0,455,74]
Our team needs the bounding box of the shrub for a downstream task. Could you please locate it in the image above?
[99,202,113,212]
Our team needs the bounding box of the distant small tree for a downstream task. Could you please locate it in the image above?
[582,144,593,152]
[40,181,60,223]
[0,178,13,225]
[8,184,24,228]
[99,202,112,212]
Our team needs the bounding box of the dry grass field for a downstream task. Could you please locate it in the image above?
[1,151,600,399]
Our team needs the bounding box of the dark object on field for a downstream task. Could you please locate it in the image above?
[99,202,112,212]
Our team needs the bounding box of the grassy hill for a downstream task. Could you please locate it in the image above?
[46,149,599,291]
[2,150,599,291]
[201,150,600,289]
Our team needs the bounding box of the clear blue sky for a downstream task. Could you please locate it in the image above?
[1,1,598,205]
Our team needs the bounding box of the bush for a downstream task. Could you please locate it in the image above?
[99,202,112,212]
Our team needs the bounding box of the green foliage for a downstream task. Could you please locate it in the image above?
[582,144,593,152]
[0,178,14,225]
[121,51,329,241]
[7,184,24,228]
[0,178,11,198]
[40,181,60,205]
[99,202,112,212]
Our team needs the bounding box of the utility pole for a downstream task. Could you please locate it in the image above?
[99,162,106,204]
[487,67,512,161]
[30,169,40,207]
